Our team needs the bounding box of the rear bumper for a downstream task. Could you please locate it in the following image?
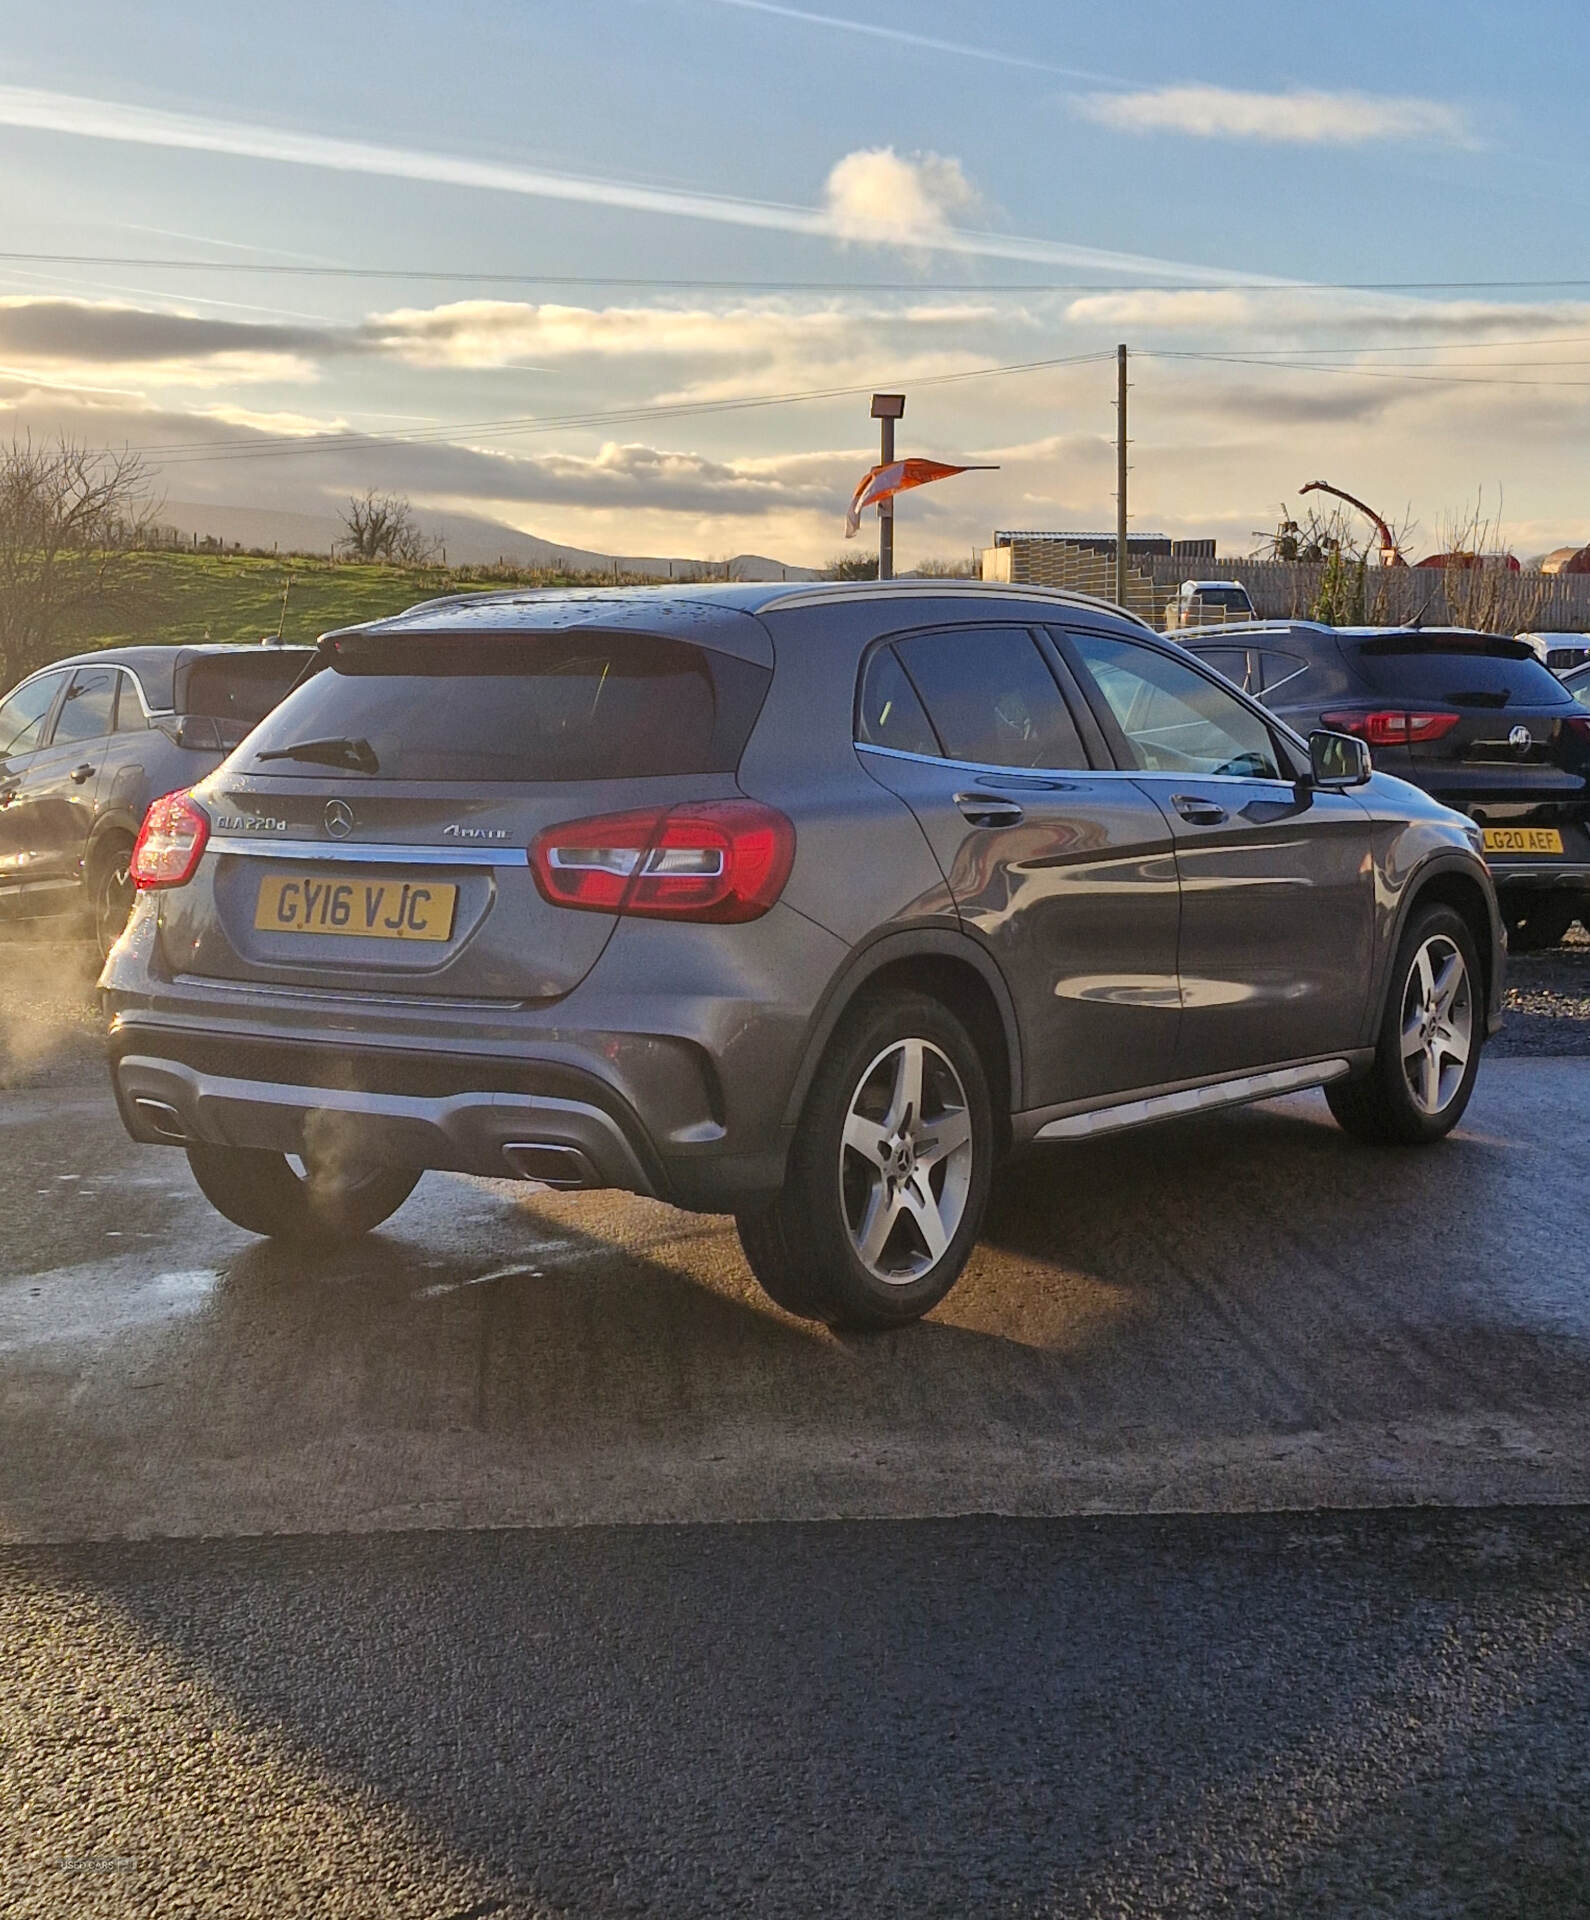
[111,1043,660,1195]
[1485,859,1590,896]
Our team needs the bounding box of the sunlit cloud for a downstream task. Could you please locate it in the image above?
[1074,84,1474,147]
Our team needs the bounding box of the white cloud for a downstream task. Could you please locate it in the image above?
[821,148,980,246]
[1074,84,1474,147]
[0,83,1261,283]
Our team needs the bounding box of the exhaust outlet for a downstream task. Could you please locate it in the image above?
[132,1097,190,1143]
[502,1142,599,1188]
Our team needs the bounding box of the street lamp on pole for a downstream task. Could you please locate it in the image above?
[870,392,905,580]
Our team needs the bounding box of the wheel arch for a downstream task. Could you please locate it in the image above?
[781,929,1022,1139]
[1391,857,1502,1029]
[84,810,141,880]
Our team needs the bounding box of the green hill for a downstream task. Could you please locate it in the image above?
[45,550,654,660]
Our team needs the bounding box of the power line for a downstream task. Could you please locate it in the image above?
[1140,349,1590,388]
[135,349,1118,466]
[7,251,1590,296]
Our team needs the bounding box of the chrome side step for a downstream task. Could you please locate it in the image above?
[1033,1059,1352,1143]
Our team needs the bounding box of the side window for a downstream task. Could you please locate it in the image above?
[1073,632,1284,781]
[115,673,148,733]
[893,626,1089,770]
[0,671,67,759]
[1253,649,1308,696]
[856,645,940,758]
[50,667,119,747]
[1191,647,1257,694]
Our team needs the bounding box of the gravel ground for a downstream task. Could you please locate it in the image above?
[1494,924,1590,1056]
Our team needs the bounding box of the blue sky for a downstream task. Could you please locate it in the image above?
[3,0,1588,564]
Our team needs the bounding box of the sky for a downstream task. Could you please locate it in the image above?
[3,0,1590,567]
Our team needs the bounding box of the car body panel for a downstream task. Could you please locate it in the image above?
[99,583,1505,1212]
[0,643,312,924]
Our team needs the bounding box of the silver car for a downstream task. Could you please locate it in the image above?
[102,583,1504,1329]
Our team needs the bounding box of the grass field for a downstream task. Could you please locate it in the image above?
[46,550,650,661]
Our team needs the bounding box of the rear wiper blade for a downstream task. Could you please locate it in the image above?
[256,734,380,773]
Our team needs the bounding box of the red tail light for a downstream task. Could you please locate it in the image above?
[1566,716,1590,743]
[531,801,795,922]
[130,790,210,889]
[1321,709,1461,747]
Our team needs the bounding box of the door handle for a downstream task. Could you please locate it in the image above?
[70,763,97,785]
[954,792,1024,828]
[1171,794,1228,825]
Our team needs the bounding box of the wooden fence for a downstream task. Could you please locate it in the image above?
[984,540,1590,632]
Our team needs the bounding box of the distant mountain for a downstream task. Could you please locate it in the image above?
[155,500,818,583]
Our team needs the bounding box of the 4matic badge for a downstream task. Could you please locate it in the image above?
[442,823,509,840]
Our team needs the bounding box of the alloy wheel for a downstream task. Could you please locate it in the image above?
[1399,933,1474,1117]
[838,1036,975,1284]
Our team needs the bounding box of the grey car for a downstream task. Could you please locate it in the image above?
[100,583,1504,1329]
[0,642,313,953]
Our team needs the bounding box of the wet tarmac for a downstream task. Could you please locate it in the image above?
[1,1020,1587,1539]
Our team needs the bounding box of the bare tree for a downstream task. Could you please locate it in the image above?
[0,435,156,689]
[337,490,439,565]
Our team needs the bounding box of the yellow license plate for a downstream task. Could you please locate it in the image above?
[1481,827,1564,856]
[254,873,457,941]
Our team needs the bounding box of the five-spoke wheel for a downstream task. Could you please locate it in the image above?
[736,989,993,1329]
[1328,903,1484,1145]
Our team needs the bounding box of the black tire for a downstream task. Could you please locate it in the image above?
[1502,896,1578,954]
[1326,903,1483,1146]
[186,1143,420,1242]
[90,838,137,960]
[735,990,994,1331]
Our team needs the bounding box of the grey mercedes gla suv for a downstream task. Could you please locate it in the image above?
[101,582,1504,1329]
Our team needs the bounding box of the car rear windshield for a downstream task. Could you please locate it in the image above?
[180,652,315,725]
[240,630,770,782]
[1347,633,1574,708]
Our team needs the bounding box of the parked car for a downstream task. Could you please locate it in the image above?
[1184,622,1590,952]
[1564,660,1590,709]
[1164,580,1256,631]
[101,583,1502,1330]
[1517,632,1590,674]
[0,642,313,953]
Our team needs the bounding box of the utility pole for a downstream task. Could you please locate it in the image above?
[1115,343,1129,609]
[870,392,906,580]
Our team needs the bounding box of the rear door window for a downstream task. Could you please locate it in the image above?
[856,646,940,757]
[1190,647,1256,693]
[242,630,770,781]
[0,671,67,759]
[1253,648,1309,695]
[50,666,119,747]
[1073,632,1284,780]
[115,673,148,732]
[892,626,1090,770]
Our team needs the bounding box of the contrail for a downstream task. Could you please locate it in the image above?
[682,0,1123,82]
[0,84,1262,285]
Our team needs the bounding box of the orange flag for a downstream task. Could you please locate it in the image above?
[844,459,998,538]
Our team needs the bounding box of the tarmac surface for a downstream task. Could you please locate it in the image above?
[3,929,1589,1914]
[6,1509,1590,1919]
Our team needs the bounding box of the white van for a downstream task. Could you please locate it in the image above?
[1517,632,1590,674]
[1165,580,1256,631]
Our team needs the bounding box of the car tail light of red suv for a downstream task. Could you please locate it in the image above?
[1321,708,1461,748]
[129,790,210,889]
[531,800,795,922]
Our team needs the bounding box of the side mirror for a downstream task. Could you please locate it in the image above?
[1308,729,1372,788]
